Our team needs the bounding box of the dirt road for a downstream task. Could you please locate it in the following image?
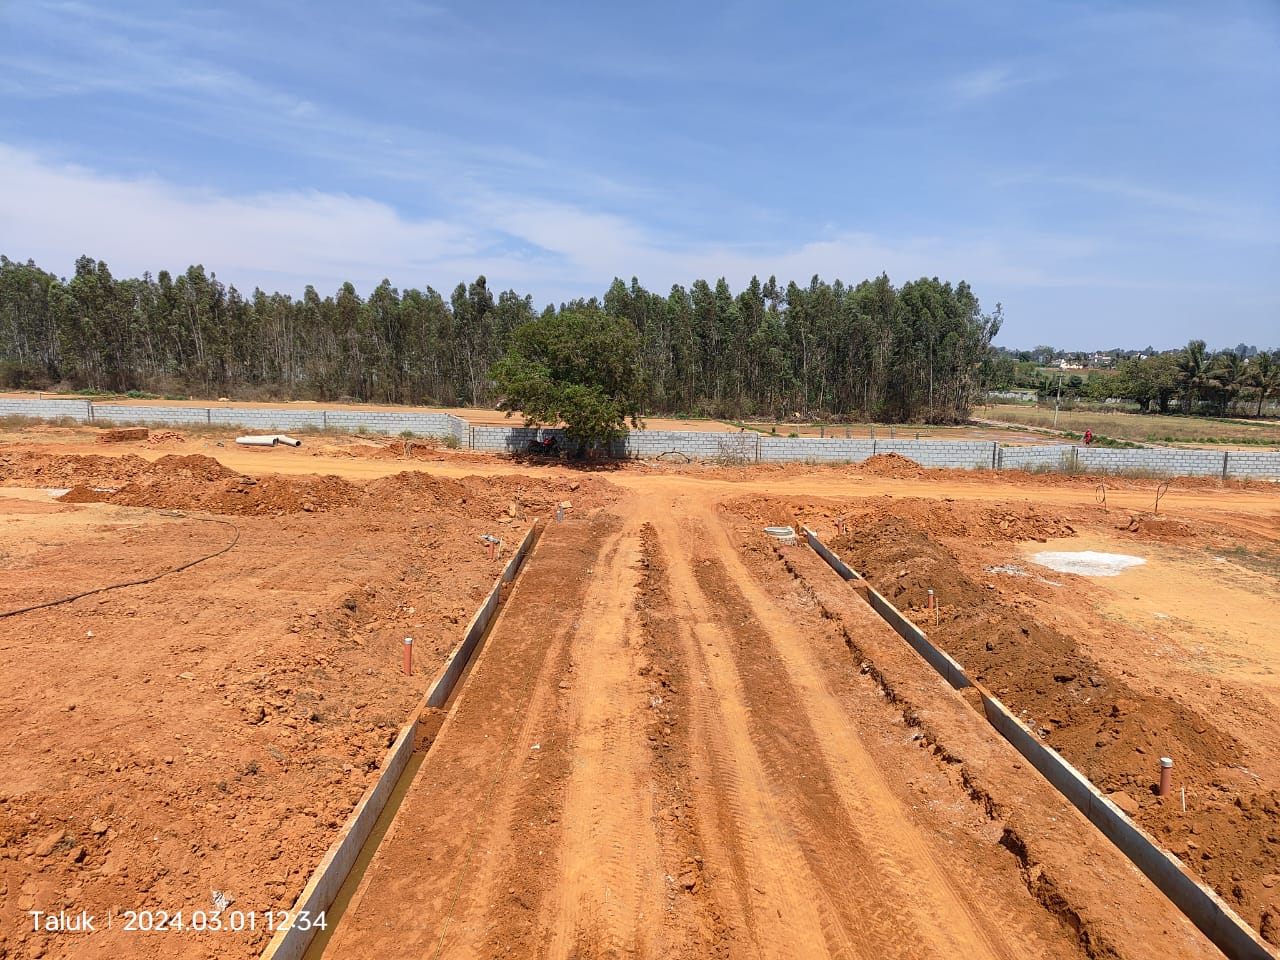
[1,426,1275,958]
[324,492,1154,958]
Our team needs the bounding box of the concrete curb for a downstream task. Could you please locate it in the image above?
[802,526,1277,960]
[260,521,539,960]
[977,690,1275,960]
[801,527,969,690]
[801,526,861,581]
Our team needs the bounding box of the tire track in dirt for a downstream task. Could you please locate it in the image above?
[652,502,1033,959]
[710,514,1072,958]
[324,518,607,958]
[326,497,1098,959]
[653,508,858,959]
[536,523,667,958]
[633,522,735,958]
[701,515,1025,959]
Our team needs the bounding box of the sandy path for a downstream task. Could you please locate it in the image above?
[2,434,1273,957]
[325,493,1084,958]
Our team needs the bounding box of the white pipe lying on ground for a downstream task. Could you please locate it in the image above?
[235,434,302,447]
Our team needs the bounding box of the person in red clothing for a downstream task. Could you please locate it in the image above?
[1084,428,1093,445]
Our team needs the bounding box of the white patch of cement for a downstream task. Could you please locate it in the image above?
[1031,551,1146,577]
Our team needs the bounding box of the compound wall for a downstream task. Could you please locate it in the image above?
[2,397,1278,480]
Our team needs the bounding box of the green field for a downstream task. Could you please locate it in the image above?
[977,403,1280,447]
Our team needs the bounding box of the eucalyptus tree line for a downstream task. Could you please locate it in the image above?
[0,254,1004,423]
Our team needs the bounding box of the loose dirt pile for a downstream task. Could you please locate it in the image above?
[0,451,154,488]
[145,430,186,446]
[724,494,1077,546]
[62,472,362,516]
[97,427,149,443]
[855,452,928,478]
[4,451,621,523]
[0,450,616,959]
[800,498,1277,937]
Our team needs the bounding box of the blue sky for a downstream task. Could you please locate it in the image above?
[0,0,1276,350]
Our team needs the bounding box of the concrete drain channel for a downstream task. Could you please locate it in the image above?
[800,525,1274,960]
[260,521,543,960]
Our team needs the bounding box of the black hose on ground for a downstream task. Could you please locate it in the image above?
[0,512,240,619]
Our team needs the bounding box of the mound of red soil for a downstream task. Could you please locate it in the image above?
[847,498,1076,544]
[147,454,237,481]
[856,453,926,478]
[1119,515,1195,540]
[144,430,186,445]
[0,452,152,488]
[822,510,1277,929]
[364,471,471,508]
[1146,788,1280,939]
[97,427,148,443]
[105,473,361,516]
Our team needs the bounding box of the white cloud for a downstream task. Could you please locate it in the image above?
[0,143,1093,307]
[950,66,1018,102]
[0,144,474,291]
[4,142,1274,349]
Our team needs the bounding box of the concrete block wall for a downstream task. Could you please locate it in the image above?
[1225,450,1280,480]
[0,397,93,421]
[312,410,466,438]
[1078,447,1226,477]
[207,408,325,430]
[998,445,1076,472]
[470,424,561,454]
[93,403,216,426]
[870,439,998,469]
[758,437,870,462]
[80,403,468,440]
[755,437,999,468]
[620,430,754,460]
[470,426,759,460]
[2,397,1278,479]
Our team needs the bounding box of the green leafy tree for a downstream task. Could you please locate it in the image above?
[490,308,645,454]
[1115,353,1179,413]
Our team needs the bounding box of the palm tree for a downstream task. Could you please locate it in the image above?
[1208,350,1247,415]
[1176,339,1210,413]
[1250,350,1280,418]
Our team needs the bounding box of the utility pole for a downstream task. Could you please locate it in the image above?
[1053,373,1063,429]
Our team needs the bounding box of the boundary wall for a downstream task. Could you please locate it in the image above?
[802,528,1276,960]
[260,522,538,960]
[2,397,1278,479]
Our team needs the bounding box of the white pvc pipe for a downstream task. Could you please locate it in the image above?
[234,434,302,447]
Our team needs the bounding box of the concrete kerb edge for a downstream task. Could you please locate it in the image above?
[976,689,1277,960]
[427,522,538,710]
[800,526,860,581]
[260,520,539,960]
[802,526,1277,960]
[802,527,969,690]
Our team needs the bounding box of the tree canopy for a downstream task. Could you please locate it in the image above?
[490,308,644,451]
[1,254,1014,423]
